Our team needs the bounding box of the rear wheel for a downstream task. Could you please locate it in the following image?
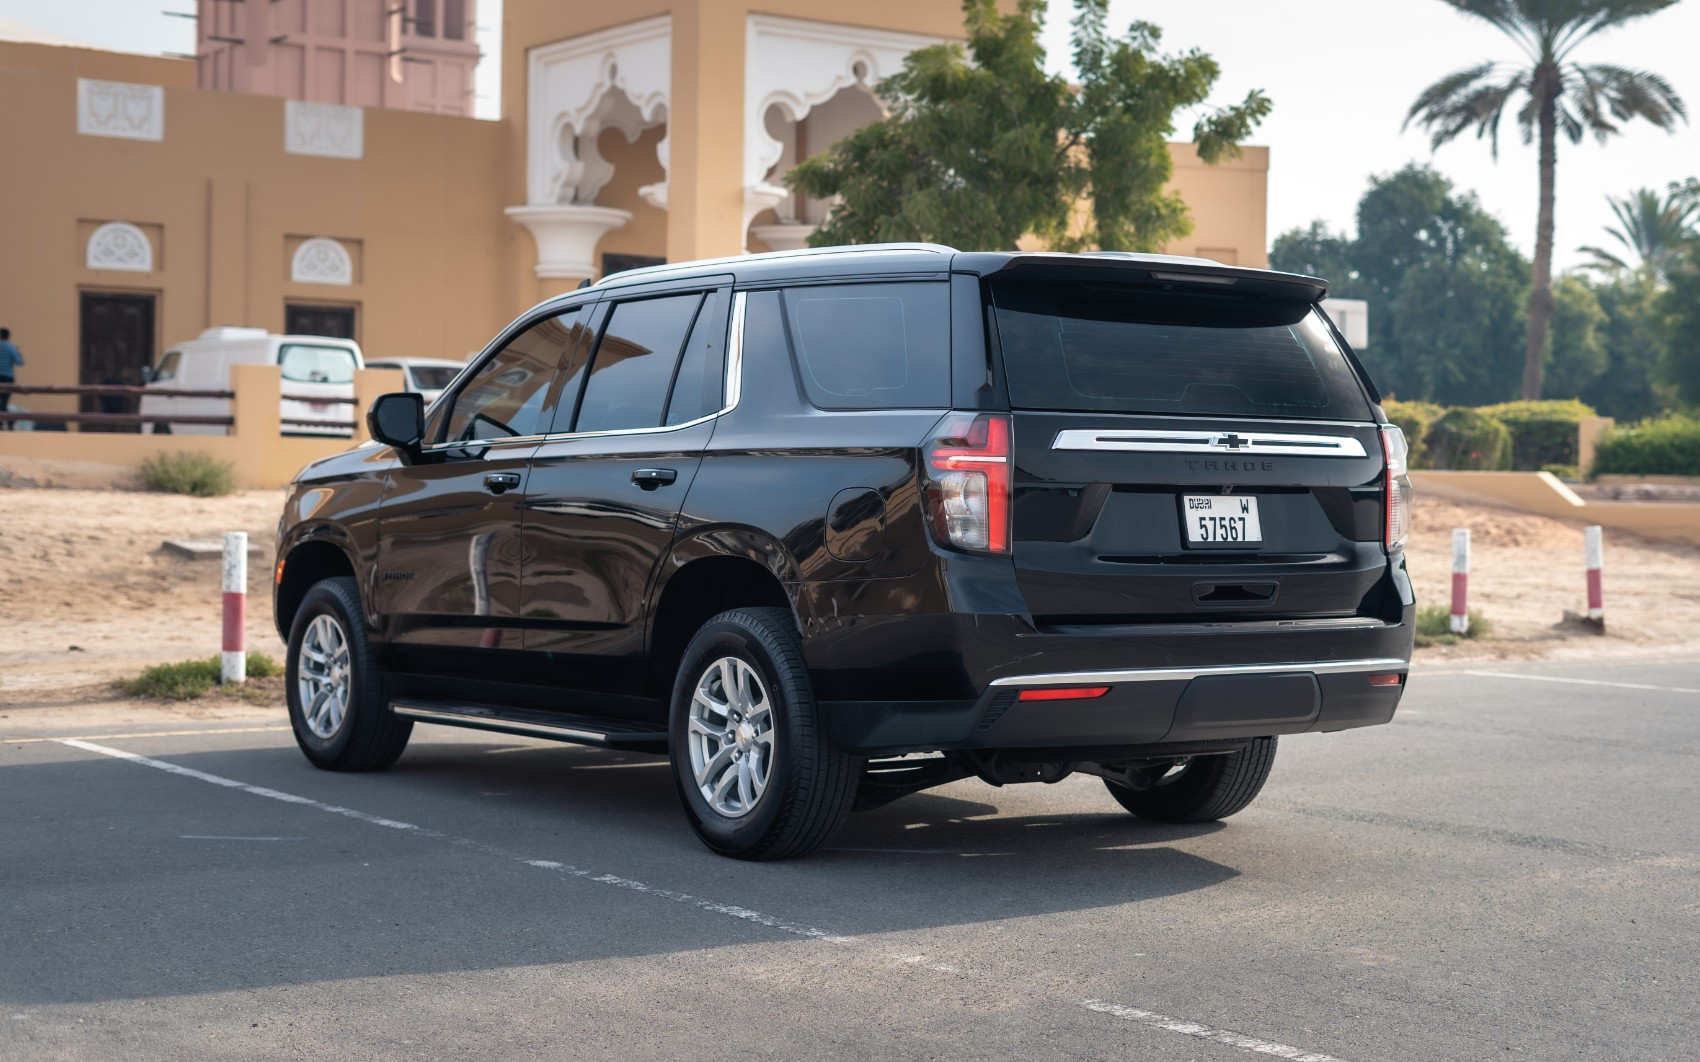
[286,576,411,771]
[669,607,858,860]
[1103,737,1277,823]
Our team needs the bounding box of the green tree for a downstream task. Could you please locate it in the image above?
[1577,270,1672,419]
[1543,274,1608,397]
[1268,221,1357,287]
[1662,260,1700,406]
[1405,0,1687,401]
[786,0,1270,252]
[1349,166,1530,403]
[1578,185,1700,279]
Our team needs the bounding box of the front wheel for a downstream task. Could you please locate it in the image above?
[669,608,859,860]
[285,575,411,771]
[1103,737,1277,823]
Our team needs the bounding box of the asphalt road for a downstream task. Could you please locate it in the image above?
[3,657,1697,1061]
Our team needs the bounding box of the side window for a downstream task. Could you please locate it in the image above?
[573,293,701,434]
[279,343,358,385]
[441,307,584,444]
[782,282,950,410]
[664,290,726,426]
[151,350,181,383]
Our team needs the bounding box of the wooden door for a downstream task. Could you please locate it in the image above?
[79,292,156,431]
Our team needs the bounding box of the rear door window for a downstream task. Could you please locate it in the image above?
[571,293,701,434]
[279,343,358,385]
[990,278,1372,420]
[783,282,950,410]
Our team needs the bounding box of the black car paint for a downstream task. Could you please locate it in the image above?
[277,246,1414,758]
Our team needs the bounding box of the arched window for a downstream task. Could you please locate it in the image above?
[86,221,154,272]
[291,238,354,286]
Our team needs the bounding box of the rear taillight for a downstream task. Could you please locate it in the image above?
[923,412,1012,554]
[1380,425,1412,551]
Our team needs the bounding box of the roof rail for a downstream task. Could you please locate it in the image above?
[593,242,959,286]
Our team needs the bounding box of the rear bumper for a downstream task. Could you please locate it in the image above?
[823,655,1408,755]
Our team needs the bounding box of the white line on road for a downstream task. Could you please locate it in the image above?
[59,735,1359,1062]
[4,726,291,746]
[1081,1000,1352,1062]
[1459,671,1699,694]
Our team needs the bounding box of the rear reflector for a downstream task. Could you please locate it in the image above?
[1017,686,1112,702]
[1368,673,1403,687]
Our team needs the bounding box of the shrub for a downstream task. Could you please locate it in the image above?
[1414,603,1493,647]
[1540,464,1579,480]
[119,653,281,700]
[1591,414,1700,477]
[140,450,236,496]
[1476,399,1597,471]
[1381,399,1446,467]
[1424,408,1512,470]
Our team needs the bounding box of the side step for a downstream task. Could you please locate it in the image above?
[389,700,668,752]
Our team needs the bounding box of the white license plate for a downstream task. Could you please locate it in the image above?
[1183,495,1263,545]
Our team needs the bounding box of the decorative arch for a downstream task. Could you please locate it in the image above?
[527,17,670,207]
[86,221,154,272]
[292,237,354,286]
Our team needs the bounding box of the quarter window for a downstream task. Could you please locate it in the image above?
[442,308,585,443]
[783,282,950,410]
[573,294,702,434]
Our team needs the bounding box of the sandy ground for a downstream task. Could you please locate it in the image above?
[3,480,1698,718]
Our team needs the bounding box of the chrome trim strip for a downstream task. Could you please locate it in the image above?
[391,704,617,744]
[1052,427,1367,458]
[988,657,1409,688]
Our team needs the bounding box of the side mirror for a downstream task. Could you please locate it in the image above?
[367,392,424,460]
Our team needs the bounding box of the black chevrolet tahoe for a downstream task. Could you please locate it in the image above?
[274,244,1415,859]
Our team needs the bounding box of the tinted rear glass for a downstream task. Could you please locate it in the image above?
[783,282,949,410]
[990,279,1371,420]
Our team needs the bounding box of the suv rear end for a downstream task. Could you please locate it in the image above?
[817,252,1414,782]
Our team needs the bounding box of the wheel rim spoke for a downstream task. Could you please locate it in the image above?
[296,614,354,740]
[687,655,775,818]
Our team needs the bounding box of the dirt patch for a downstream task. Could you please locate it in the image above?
[1404,493,1700,662]
[3,485,1697,713]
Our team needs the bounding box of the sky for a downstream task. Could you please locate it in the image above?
[4,0,1695,270]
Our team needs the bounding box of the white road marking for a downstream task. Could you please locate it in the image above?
[1081,1000,1353,1061]
[1459,670,1699,694]
[180,835,302,841]
[3,726,291,746]
[62,736,1356,1062]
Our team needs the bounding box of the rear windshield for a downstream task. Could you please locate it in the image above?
[408,366,461,391]
[990,279,1372,420]
[279,343,357,385]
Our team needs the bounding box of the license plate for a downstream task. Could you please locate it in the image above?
[1183,495,1263,546]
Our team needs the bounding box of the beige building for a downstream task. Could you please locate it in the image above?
[0,1,1268,425]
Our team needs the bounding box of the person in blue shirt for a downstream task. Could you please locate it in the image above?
[0,328,21,430]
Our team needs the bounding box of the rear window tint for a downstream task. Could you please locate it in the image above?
[990,279,1371,420]
[783,283,949,410]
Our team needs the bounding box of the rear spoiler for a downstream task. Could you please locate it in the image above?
[953,252,1329,303]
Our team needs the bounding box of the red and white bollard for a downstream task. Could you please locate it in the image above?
[221,531,247,684]
[1450,528,1471,634]
[1584,525,1604,624]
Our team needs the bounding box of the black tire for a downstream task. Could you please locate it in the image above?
[669,607,859,860]
[1103,737,1277,823]
[285,575,412,771]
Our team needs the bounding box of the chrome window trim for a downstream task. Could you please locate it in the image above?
[988,657,1409,688]
[421,289,744,451]
[1052,427,1368,458]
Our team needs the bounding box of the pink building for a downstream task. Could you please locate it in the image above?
[196,0,478,116]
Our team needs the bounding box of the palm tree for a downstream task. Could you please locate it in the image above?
[1579,185,1700,280]
[1405,0,1687,399]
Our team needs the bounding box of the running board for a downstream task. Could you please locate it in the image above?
[389,700,668,751]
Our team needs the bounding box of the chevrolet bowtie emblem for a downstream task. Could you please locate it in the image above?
[1212,433,1250,450]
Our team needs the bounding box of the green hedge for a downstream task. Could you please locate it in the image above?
[1381,400,1446,467]
[1425,408,1512,470]
[1592,414,1700,477]
[1476,399,1596,471]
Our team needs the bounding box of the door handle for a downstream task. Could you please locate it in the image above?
[632,468,678,491]
[484,472,521,494]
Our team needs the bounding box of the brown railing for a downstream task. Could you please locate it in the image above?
[0,383,355,431]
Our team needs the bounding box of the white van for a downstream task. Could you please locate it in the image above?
[140,327,364,436]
